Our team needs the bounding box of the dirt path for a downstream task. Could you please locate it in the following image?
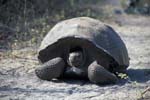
[0,15,150,100]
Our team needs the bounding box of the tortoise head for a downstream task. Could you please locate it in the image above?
[68,46,85,67]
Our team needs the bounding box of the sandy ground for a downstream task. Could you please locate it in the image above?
[0,15,150,100]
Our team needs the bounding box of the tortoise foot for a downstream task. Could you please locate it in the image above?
[88,61,118,84]
[35,57,65,80]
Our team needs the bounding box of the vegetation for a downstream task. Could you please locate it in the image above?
[0,0,111,49]
[0,0,149,49]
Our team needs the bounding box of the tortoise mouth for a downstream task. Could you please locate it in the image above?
[67,46,86,67]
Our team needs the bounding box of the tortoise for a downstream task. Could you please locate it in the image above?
[35,17,129,84]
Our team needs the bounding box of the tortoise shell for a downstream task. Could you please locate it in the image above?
[38,17,129,69]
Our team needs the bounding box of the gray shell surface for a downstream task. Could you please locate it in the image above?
[38,17,129,67]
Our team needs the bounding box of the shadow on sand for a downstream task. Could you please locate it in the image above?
[127,68,150,83]
[52,68,150,85]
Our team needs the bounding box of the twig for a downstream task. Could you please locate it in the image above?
[141,87,150,96]
[12,55,37,61]
[83,94,100,99]
[138,87,150,100]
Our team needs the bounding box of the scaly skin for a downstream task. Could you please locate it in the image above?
[88,61,118,84]
[35,57,65,80]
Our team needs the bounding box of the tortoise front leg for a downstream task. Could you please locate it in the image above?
[88,61,118,84]
[35,57,65,80]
